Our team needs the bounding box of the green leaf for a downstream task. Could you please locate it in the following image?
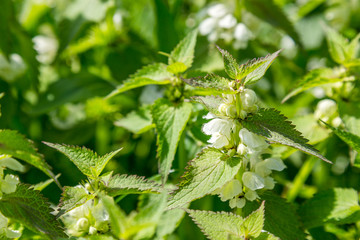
[58,186,94,215]
[114,105,154,134]
[243,50,281,85]
[282,68,348,102]
[44,142,121,178]
[101,195,128,239]
[192,96,222,116]
[29,73,114,114]
[338,100,360,136]
[104,174,162,197]
[151,99,192,184]
[182,73,232,94]
[324,25,355,64]
[169,29,198,68]
[243,191,306,240]
[291,114,329,144]
[321,121,360,153]
[255,232,281,240]
[0,184,66,239]
[167,148,241,209]
[156,205,188,238]
[243,201,265,238]
[242,108,331,163]
[299,188,360,229]
[107,63,172,98]
[187,209,244,240]
[244,0,301,46]
[167,62,188,74]
[0,130,54,178]
[216,46,240,79]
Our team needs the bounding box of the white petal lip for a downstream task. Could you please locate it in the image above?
[218,14,237,29]
[199,17,217,35]
[207,3,228,18]
[242,172,265,190]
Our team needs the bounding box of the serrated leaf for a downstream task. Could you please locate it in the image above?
[104,174,162,197]
[58,186,94,215]
[243,50,281,85]
[0,184,66,239]
[100,195,128,239]
[188,210,244,240]
[108,63,172,97]
[216,46,240,79]
[244,0,301,46]
[282,68,349,102]
[167,148,241,209]
[114,105,153,134]
[151,99,192,184]
[299,188,360,229]
[338,100,360,137]
[44,142,121,178]
[242,108,331,163]
[182,73,232,94]
[243,201,265,238]
[0,130,54,178]
[255,232,280,240]
[324,25,356,64]
[156,205,188,238]
[192,96,222,116]
[243,191,306,240]
[321,121,360,153]
[169,29,198,68]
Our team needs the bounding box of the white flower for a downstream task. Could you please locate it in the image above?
[255,158,286,177]
[264,177,275,190]
[33,35,59,64]
[218,179,243,201]
[0,157,25,172]
[314,99,337,122]
[237,143,247,155]
[203,118,235,148]
[242,172,265,191]
[218,14,237,29]
[229,197,246,208]
[1,174,19,194]
[239,128,268,153]
[0,54,26,82]
[207,4,228,18]
[234,23,252,42]
[244,189,259,201]
[0,212,21,239]
[199,17,217,35]
[240,89,257,111]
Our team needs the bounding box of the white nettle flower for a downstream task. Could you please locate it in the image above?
[199,17,217,35]
[1,174,19,194]
[240,89,258,112]
[244,189,259,201]
[254,158,286,177]
[229,197,246,208]
[242,171,265,191]
[218,14,237,29]
[33,35,59,64]
[203,118,235,148]
[0,212,21,239]
[0,54,26,82]
[233,23,253,49]
[239,128,268,153]
[0,156,25,172]
[217,179,243,201]
[314,99,337,122]
[207,3,228,18]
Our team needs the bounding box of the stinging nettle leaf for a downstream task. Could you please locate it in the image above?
[0,184,67,239]
[44,142,121,178]
[0,130,55,179]
[216,45,240,79]
[104,173,162,197]
[243,201,265,238]
[324,25,350,64]
[169,29,198,68]
[321,121,360,154]
[182,73,232,94]
[114,105,154,134]
[282,68,349,103]
[107,63,172,98]
[152,99,192,185]
[299,188,360,229]
[58,186,94,216]
[167,148,241,210]
[187,210,244,240]
[192,95,223,116]
[243,191,306,240]
[242,108,331,163]
[243,50,281,85]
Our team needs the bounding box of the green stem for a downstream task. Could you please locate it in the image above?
[286,157,317,202]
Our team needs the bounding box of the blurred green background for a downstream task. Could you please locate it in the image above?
[0,0,360,238]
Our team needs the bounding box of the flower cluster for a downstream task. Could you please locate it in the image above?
[314,99,342,127]
[0,155,24,238]
[61,187,110,237]
[202,89,286,208]
[198,3,253,49]
[0,53,26,82]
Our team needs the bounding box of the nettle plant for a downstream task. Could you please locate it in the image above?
[2,29,360,240]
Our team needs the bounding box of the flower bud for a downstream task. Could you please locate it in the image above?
[75,218,89,232]
[240,89,257,110]
[239,110,247,119]
[225,105,237,118]
[314,99,337,121]
[218,103,228,115]
[229,197,246,209]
